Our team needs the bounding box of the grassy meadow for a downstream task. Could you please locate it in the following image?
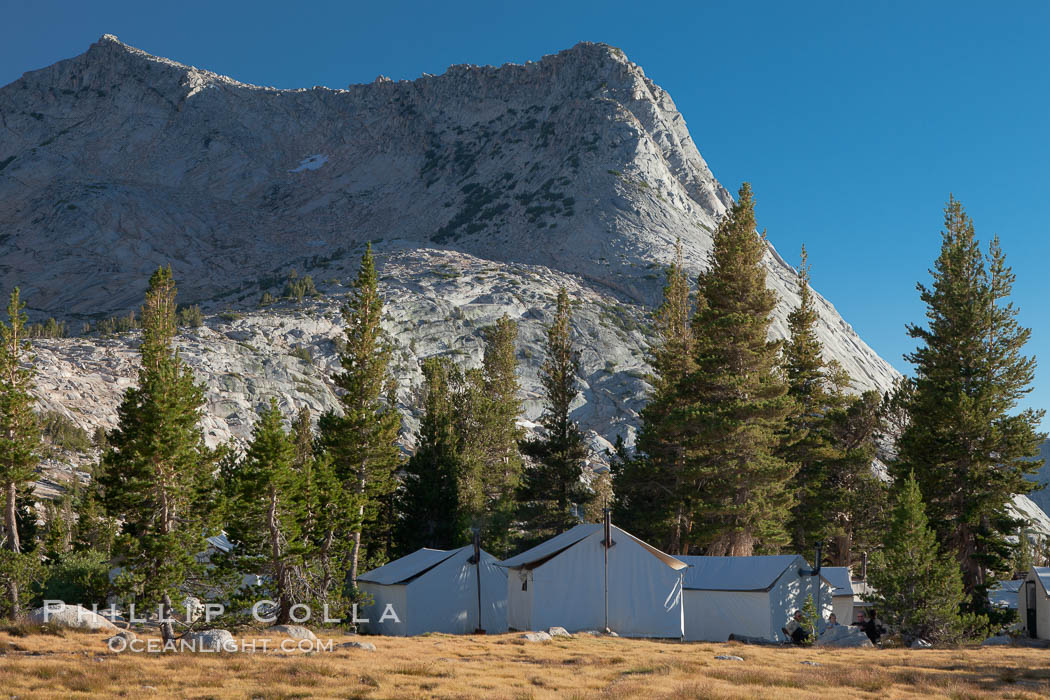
[0,626,1047,699]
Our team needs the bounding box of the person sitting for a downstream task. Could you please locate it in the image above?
[862,608,882,644]
[781,610,808,645]
[826,612,840,628]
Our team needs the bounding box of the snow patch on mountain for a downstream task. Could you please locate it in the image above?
[289,154,328,173]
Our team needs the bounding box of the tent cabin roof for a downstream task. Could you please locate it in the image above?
[679,555,820,592]
[359,547,467,586]
[205,532,234,553]
[499,524,687,571]
[1032,567,1050,596]
[821,567,855,596]
[993,579,1023,594]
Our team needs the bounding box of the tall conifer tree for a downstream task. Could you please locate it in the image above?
[782,246,850,552]
[321,244,402,589]
[895,197,1045,604]
[681,183,796,555]
[396,356,464,553]
[225,400,304,624]
[0,289,41,618]
[458,315,523,556]
[613,243,694,550]
[519,287,591,542]
[98,267,220,641]
[867,472,969,645]
[629,241,697,553]
[823,390,888,566]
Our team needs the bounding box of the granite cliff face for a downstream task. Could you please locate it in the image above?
[1,35,895,389]
[21,37,1044,528]
[7,35,1049,531]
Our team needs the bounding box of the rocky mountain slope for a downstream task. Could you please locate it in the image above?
[1025,441,1050,517]
[5,36,1047,532]
[1,35,894,389]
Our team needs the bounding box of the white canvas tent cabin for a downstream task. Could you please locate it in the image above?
[499,523,687,638]
[1019,567,1050,640]
[357,545,508,636]
[821,566,855,623]
[679,555,833,642]
[989,579,1021,611]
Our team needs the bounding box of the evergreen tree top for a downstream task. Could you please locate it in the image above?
[0,287,40,489]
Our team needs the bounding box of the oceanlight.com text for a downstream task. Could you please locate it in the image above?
[106,636,335,653]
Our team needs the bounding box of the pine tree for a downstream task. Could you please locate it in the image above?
[610,436,671,544]
[823,390,889,566]
[583,470,613,524]
[782,246,851,553]
[273,404,350,611]
[624,241,696,553]
[302,450,351,614]
[798,593,818,645]
[519,287,592,542]
[867,473,969,645]
[680,183,796,555]
[98,267,221,641]
[396,356,464,553]
[225,399,305,624]
[70,484,118,558]
[458,314,523,556]
[320,244,402,591]
[894,197,1046,605]
[291,406,314,470]
[0,288,40,618]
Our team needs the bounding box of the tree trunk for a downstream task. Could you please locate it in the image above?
[349,465,366,589]
[268,487,290,624]
[319,527,335,603]
[4,480,19,554]
[3,481,20,619]
[832,532,851,567]
[5,579,18,620]
[349,530,362,589]
[956,522,982,595]
[160,592,175,642]
[710,530,755,557]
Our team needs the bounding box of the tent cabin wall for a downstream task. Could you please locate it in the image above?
[832,594,854,624]
[679,555,832,643]
[476,553,509,633]
[501,524,686,638]
[605,529,684,637]
[507,569,534,631]
[767,561,833,639]
[1019,567,1050,640]
[402,548,509,635]
[682,590,769,642]
[820,566,855,625]
[524,530,605,633]
[358,583,409,635]
[357,546,508,636]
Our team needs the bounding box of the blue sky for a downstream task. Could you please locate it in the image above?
[2,0,1048,428]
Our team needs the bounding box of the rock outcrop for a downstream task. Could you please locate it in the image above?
[29,604,118,632]
[0,35,895,393]
[5,36,1047,528]
[183,629,237,652]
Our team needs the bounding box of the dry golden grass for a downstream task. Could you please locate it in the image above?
[0,626,1047,699]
